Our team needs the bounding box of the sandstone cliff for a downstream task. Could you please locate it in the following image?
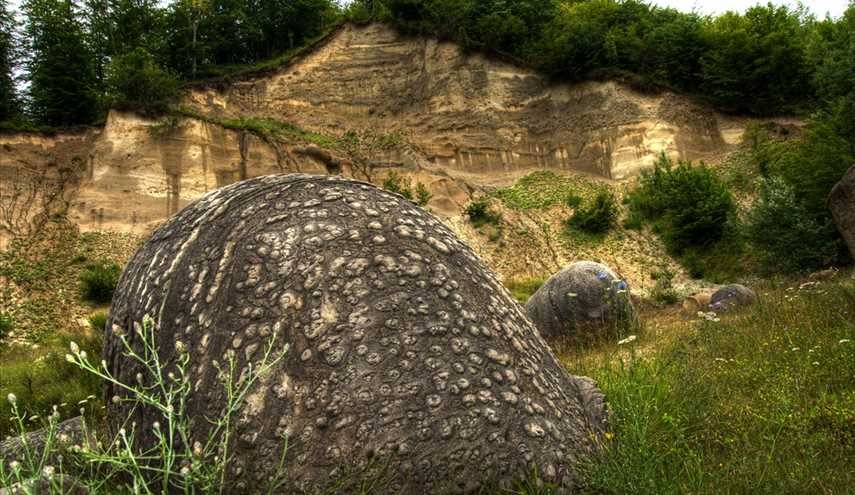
[1,22,756,263]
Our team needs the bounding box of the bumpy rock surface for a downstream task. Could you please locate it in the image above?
[104,174,606,493]
[525,261,633,339]
[829,164,855,261]
[709,284,757,312]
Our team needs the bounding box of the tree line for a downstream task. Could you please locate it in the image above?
[0,0,341,128]
[0,0,853,129]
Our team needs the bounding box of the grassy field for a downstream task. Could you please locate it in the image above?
[560,274,855,494]
[1,228,853,492]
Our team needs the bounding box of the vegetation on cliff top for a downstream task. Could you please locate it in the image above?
[0,0,854,128]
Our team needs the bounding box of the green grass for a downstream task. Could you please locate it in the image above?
[494,171,602,210]
[0,333,103,438]
[173,109,337,148]
[565,275,855,494]
[505,277,546,304]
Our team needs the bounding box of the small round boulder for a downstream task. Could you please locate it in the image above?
[709,284,756,312]
[104,175,606,494]
[525,261,634,339]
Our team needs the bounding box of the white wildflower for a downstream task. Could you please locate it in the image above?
[617,335,637,345]
[9,461,20,471]
[175,341,187,354]
[42,465,55,479]
[153,421,160,430]
[65,354,75,363]
[112,395,121,404]
[180,466,191,476]
[69,341,79,355]
[7,393,16,404]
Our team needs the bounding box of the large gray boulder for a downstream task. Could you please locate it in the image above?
[829,164,855,261]
[709,284,757,312]
[104,175,606,494]
[525,261,634,339]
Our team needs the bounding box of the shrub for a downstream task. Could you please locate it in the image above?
[568,190,618,235]
[382,171,414,200]
[564,193,583,209]
[746,177,841,273]
[415,182,433,206]
[465,199,501,227]
[79,261,121,304]
[627,155,736,253]
[105,48,179,115]
[650,268,680,305]
[88,310,108,332]
[382,171,432,206]
[0,312,12,339]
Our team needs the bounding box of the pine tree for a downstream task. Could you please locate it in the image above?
[0,0,19,122]
[23,0,99,126]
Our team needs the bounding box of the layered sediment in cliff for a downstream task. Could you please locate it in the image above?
[1,22,752,249]
[187,23,746,180]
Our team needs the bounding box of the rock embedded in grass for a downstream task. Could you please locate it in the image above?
[829,164,855,260]
[525,261,635,340]
[709,284,757,312]
[104,174,606,494]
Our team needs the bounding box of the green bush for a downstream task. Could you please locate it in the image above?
[382,171,432,206]
[567,190,618,235]
[88,310,109,332]
[0,312,12,340]
[746,177,841,273]
[465,199,502,227]
[564,193,583,209]
[415,182,433,206]
[627,155,736,253]
[79,262,121,304]
[105,47,179,115]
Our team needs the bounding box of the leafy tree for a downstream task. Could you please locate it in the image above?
[0,0,18,122]
[700,5,812,113]
[23,0,100,126]
[746,177,841,273]
[83,0,165,83]
[627,155,736,252]
[104,47,179,115]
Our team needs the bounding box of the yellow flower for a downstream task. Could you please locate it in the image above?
[604,432,615,441]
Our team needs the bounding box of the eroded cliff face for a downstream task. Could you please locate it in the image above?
[1,22,752,267]
[187,23,746,180]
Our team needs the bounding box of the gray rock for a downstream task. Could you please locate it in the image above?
[829,164,855,261]
[525,261,634,339]
[709,284,757,312]
[0,417,86,465]
[104,174,606,494]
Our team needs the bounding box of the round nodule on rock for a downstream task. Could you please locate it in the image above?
[709,284,757,312]
[525,261,634,340]
[104,174,606,494]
